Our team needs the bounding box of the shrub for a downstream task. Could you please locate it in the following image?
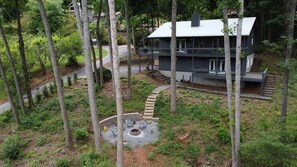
[0,135,23,161]
[79,151,115,167]
[117,35,126,45]
[42,86,49,98]
[95,67,112,82]
[67,76,72,87]
[73,73,78,83]
[74,128,89,142]
[36,93,42,102]
[49,83,55,94]
[54,157,71,167]
[148,152,154,161]
[0,111,13,127]
[241,139,297,166]
[216,126,230,143]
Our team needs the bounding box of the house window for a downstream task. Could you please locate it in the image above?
[209,59,225,74]
[177,39,186,52]
[251,37,254,45]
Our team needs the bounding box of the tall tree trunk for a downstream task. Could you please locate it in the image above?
[72,0,84,40]
[223,4,235,166]
[90,36,100,86]
[281,0,296,124]
[234,1,244,166]
[96,0,104,88]
[106,0,116,98]
[37,0,73,148]
[108,0,124,166]
[124,0,132,99]
[0,22,26,114]
[81,0,101,152]
[170,0,177,113]
[16,0,34,109]
[0,56,20,127]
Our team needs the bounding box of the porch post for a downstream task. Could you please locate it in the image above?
[151,39,154,71]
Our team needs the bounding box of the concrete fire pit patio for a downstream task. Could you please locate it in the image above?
[100,113,159,148]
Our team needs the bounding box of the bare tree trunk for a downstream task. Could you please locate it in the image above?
[234,1,244,166]
[16,0,34,110]
[72,0,84,40]
[281,0,296,124]
[223,5,235,166]
[37,0,73,148]
[81,0,101,152]
[0,56,20,127]
[108,0,124,166]
[124,0,132,99]
[170,0,177,113]
[106,0,116,98]
[96,0,104,88]
[90,36,100,86]
[0,22,26,114]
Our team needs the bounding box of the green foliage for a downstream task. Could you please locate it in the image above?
[42,86,49,98]
[73,73,78,83]
[205,145,218,154]
[49,83,55,94]
[0,79,5,100]
[20,110,50,130]
[79,150,115,167]
[117,35,127,45]
[241,138,297,166]
[74,128,89,143]
[216,126,231,143]
[36,93,42,102]
[0,135,24,161]
[148,152,154,161]
[26,0,66,33]
[54,157,71,167]
[96,67,112,82]
[56,32,82,67]
[156,141,185,157]
[0,111,13,127]
[37,135,48,146]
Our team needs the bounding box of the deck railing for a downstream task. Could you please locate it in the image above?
[138,47,248,56]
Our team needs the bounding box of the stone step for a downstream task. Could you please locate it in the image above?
[145,109,154,113]
[145,103,154,107]
[142,116,153,120]
[145,106,154,110]
[148,95,157,99]
[143,113,154,116]
[144,111,154,114]
[146,101,155,105]
[147,99,156,103]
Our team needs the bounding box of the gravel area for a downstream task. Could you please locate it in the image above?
[101,120,159,148]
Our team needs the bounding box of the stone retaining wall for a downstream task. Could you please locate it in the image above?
[99,112,142,128]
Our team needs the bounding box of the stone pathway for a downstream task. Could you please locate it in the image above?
[142,85,170,120]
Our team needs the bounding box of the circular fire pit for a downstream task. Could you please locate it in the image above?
[130,128,141,136]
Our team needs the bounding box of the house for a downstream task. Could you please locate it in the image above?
[144,14,268,95]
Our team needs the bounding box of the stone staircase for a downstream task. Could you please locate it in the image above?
[148,70,170,83]
[262,74,276,97]
[142,85,170,120]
